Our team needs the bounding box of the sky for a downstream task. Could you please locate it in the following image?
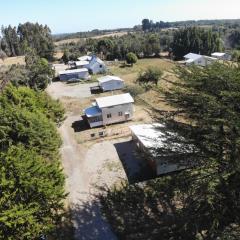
[1,0,240,34]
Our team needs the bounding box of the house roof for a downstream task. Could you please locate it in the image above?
[84,106,102,117]
[75,61,89,66]
[98,75,124,83]
[77,55,92,61]
[96,93,134,108]
[211,52,226,57]
[130,124,165,150]
[184,53,202,60]
[59,68,89,75]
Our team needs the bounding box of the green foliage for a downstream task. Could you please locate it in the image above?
[126,52,138,66]
[0,145,66,240]
[171,27,223,59]
[0,85,66,239]
[100,62,240,239]
[137,67,163,85]
[3,51,54,90]
[1,22,54,60]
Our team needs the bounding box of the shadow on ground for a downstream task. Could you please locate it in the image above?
[114,140,155,184]
[72,117,89,132]
[69,199,117,240]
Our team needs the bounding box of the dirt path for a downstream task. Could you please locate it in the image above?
[58,114,118,240]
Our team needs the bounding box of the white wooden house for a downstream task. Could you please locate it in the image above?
[84,93,134,128]
[130,124,194,175]
[184,53,217,66]
[88,56,106,74]
[59,68,90,81]
[98,75,124,91]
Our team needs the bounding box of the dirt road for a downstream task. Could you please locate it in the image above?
[59,114,119,240]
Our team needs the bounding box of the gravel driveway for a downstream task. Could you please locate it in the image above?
[47,82,97,99]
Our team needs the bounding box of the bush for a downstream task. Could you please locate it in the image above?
[137,67,163,85]
[126,52,138,66]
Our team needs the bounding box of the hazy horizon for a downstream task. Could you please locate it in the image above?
[1,0,240,34]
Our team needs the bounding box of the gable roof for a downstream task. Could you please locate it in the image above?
[184,53,202,60]
[77,55,92,61]
[96,93,134,108]
[59,68,88,75]
[98,75,124,83]
[211,52,226,57]
[75,61,89,66]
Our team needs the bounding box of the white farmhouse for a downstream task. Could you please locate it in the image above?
[59,68,90,81]
[88,56,106,74]
[184,53,217,66]
[211,52,231,61]
[98,75,124,91]
[130,124,194,175]
[84,93,134,128]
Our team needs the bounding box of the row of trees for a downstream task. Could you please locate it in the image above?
[61,32,171,62]
[0,22,55,60]
[0,84,66,239]
[171,27,223,59]
[100,62,240,239]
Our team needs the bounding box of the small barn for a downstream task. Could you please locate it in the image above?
[59,68,90,81]
[130,124,195,175]
[98,75,124,91]
[211,52,231,61]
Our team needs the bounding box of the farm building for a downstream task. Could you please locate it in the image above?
[211,52,231,60]
[59,68,90,81]
[91,75,124,92]
[77,55,92,61]
[74,60,89,69]
[88,56,106,74]
[84,93,134,128]
[130,124,196,175]
[184,53,217,66]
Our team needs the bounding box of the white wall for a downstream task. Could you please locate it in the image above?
[100,80,124,91]
[101,103,133,125]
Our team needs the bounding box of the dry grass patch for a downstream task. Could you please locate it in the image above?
[0,56,25,66]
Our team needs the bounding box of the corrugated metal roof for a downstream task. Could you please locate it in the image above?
[75,61,89,66]
[59,68,88,75]
[84,106,102,117]
[211,52,226,57]
[96,93,134,108]
[98,75,123,83]
[77,55,92,61]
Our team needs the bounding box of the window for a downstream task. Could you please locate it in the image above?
[99,65,102,68]
[107,113,112,118]
[118,112,123,116]
[91,133,95,138]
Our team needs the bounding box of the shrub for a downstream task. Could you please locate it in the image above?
[126,52,138,66]
[137,67,163,85]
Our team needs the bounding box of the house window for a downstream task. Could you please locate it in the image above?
[107,113,112,118]
[99,65,102,68]
[118,112,123,116]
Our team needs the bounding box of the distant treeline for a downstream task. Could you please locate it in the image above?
[53,28,133,42]
[141,18,240,31]
[0,22,54,60]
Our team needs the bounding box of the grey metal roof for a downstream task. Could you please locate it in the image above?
[96,93,134,108]
[184,53,202,60]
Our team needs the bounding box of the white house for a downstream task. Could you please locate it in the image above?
[98,75,124,91]
[84,93,134,128]
[211,52,231,61]
[88,56,106,74]
[184,53,217,66]
[59,68,90,81]
[130,124,194,175]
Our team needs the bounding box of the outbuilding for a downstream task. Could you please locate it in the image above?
[184,53,217,66]
[211,52,231,61]
[59,68,90,81]
[130,124,195,175]
[84,93,134,128]
[98,75,124,91]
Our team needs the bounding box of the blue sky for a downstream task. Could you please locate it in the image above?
[1,0,240,34]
